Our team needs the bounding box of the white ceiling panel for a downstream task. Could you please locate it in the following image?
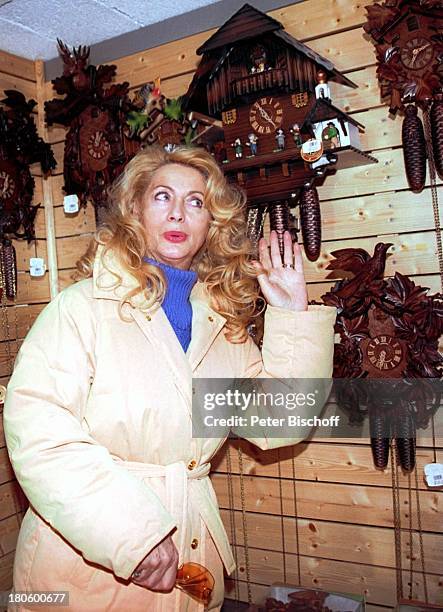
[0,0,220,60]
[95,0,221,26]
[0,15,56,60]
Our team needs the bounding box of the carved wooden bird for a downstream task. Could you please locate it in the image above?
[326,242,393,302]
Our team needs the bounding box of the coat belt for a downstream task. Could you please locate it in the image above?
[111,456,236,575]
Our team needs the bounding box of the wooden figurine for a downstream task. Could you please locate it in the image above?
[290,123,303,147]
[322,121,341,148]
[275,128,285,150]
[182,3,376,261]
[246,133,258,156]
[232,138,243,158]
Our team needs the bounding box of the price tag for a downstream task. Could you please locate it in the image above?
[63,194,79,213]
[30,257,46,277]
[424,463,443,487]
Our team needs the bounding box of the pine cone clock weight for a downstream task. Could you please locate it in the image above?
[431,93,443,180]
[299,185,321,262]
[402,105,427,193]
[269,201,290,256]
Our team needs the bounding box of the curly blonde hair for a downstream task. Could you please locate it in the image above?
[75,145,264,343]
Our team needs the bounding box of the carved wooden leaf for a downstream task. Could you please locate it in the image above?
[384,272,429,310]
[377,63,400,82]
[95,65,116,87]
[364,3,399,38]
[326,247,370,274]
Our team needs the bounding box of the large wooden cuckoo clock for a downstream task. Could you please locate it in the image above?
[45,40,138,223]
[364,0,443,192]
[320,242,442,472]
[183,4,377,262]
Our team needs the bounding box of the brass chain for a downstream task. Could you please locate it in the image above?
[422,108,443,291]
[407,471,413,600]
[291,450,301,585]
[0,246,15,376]
[277,449,287,583]
[414,462,428,603]
[237,445,252,605]
[225,444,240,604]
[391,438,403,601]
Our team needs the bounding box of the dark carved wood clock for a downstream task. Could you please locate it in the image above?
[0,90,55,243]
[249,97,283,134]
[364,0,443,112]
[0,90,56,300]
[45,40,138,222]
[365,1,443,192]
[319,242,442,472]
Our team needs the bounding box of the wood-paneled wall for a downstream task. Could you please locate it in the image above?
[0,0,441,606]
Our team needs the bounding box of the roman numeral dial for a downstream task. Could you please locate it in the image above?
[249,98,283,134]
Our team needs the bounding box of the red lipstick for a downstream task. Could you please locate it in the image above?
[164,231,187,243]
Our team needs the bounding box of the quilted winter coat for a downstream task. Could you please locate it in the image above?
[4,245,337,612]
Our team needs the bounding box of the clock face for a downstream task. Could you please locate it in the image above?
[400,37,434,71]
[249,97,283,134]
[87,130,111,160]
[0,171,15,199]
[366,335,404,371]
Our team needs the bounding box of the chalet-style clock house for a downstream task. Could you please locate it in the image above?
[183,4,377,260]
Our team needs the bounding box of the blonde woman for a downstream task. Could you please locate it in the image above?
[4,145,336,611]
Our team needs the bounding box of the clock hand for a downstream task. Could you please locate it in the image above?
[416,43,430,55]
[410,43,431,67]
[256,104,277,129]
[376,350,387,368]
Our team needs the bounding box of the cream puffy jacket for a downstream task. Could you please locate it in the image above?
[4,246,336,611]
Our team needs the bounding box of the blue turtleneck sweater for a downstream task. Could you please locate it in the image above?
[143,257,198,352]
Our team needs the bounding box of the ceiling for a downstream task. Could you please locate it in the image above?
[0,0,222,61]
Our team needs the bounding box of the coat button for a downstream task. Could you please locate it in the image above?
[208,316,214,322]
[145,315,151,321]
[191,538,199,550]
[188,460,196,470]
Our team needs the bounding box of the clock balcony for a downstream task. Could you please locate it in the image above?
[231,68,289,98]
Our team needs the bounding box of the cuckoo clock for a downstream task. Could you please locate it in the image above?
[364,0,443,192]
[45,40,138,223]
[183,3,377,261]
[319,242,442,472]
[0,90,56,299]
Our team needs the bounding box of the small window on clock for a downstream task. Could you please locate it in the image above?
[407,16,419,31]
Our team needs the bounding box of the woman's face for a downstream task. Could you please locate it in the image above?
[140,163,211,270]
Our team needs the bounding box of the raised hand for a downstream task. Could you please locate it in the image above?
[252,230,308,312]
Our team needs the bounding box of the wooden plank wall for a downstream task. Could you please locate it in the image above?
[0,0,442,605]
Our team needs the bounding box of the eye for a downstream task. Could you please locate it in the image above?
[188,196,204,209]
[154,190,170,201]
